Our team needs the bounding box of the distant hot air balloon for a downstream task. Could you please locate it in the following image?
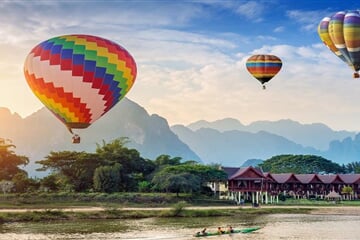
[318,10,360,78]
[246,54,282,89]
[24,34,137,143]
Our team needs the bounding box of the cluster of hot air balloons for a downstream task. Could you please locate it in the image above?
[318,10,360,78]
[22,9,360,143]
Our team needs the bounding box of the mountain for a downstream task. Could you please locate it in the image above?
[186,118,355,150]
[241,159,264,167]
[171,125,319,166]
[324,134,360,164]
[0,99,201,177]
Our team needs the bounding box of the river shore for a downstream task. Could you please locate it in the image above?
[0,204,359,215]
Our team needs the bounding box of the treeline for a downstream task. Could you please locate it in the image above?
[0,138,227,195]
[2,137,360,195]
[259,154,360,174]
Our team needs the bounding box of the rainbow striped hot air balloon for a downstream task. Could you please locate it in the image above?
[318,10,360,78]
[245,54,282,89]
[24,34,137,143]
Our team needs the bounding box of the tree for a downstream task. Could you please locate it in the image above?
[40,174,61,192]
[259,155,344,174]
[12,172,39,193]
[151,163,227,195]
[154,154,182,167]
[93,164,121,193]
[36,151,100,191]
[95,138,155,191]
[152,172,201,196]
[0,138,29,180]
[341,186,353,200]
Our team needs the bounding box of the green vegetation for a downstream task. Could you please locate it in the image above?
[259,154,345,174]
[0,137,226,196]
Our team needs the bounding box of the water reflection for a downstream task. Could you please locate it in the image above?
[0,214,360,239]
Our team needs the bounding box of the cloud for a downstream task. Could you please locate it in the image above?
[274,26,285,33]
[235,1,265,21]
[286,9,329,32]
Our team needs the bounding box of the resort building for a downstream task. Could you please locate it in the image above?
[213,166,360,205]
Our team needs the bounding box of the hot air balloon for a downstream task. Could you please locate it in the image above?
[318,10,360,78]
[246,54,282,89]
[24,34,137,143]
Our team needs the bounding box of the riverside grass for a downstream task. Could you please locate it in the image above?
[0,207,313,223]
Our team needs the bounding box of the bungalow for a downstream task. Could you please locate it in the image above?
[214,166,360,204]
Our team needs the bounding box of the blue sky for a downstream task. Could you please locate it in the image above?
[1,0,360,131]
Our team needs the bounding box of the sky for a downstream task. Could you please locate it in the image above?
[1,0,360,131]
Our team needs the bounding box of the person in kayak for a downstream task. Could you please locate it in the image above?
[218,227,225,234]
[228,226,234,233]
[195,228,207,236]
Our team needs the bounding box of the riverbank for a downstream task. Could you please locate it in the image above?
[1,204,360,223]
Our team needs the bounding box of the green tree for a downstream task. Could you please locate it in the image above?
[345,162,360,173]
[341,186,353,199]
[95,138,155,191]
[259,154,344,174]
[0,138,29,180]
[152,172,201,196]
[36,151,100,191]
[154,154,182,167]
[40,174,61,192]
[12,172,39,193]
[151,163,226,195]
[93,164,121,193]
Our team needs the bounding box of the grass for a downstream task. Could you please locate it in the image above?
[0,192,359,223]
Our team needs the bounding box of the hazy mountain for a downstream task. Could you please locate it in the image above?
[241,159,264,167]
[171,125,319,166]
[0,98,201,176]
[323,134,360,164]
[186,118,355,150]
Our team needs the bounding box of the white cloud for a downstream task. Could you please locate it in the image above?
[286,9,329,32]
[274,26,284,33]
[235,1,265,21]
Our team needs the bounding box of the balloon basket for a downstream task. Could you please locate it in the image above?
[72,134,81,144]
[354,72,360,78]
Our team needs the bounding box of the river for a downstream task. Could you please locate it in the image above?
[0,213,360,239]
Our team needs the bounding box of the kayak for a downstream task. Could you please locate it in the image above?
[194,226,261,237]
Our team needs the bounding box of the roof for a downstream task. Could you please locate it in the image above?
[221,167,240,178]
[317,175,343,184]
[338,174,360,184]
[295,174,322,184]
[229,166,265,180]
[270,173,299,183]
[325,190,341,199]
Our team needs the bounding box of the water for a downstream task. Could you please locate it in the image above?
[0,214,360,240]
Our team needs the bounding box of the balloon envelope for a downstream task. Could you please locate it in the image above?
[318,10,360,77]
[246,54,282,87]
[24,34,137,133]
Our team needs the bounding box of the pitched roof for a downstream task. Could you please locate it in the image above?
[270,173,299,183]
[317,175,343,184]
[229,166,265,180]
[338,174,360,184]
[295,174,322,184]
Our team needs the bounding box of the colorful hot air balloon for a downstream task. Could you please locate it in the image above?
[246,54,282,89]
[318,10,360,78]
[24,34,137,143]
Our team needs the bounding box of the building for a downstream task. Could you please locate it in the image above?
[215,166,360,204]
